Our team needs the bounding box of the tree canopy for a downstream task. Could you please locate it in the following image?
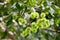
[0,0,60,40]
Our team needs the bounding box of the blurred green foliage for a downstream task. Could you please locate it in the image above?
[0,0,60,40]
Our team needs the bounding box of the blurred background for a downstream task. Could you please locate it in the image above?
[0,0,60,40]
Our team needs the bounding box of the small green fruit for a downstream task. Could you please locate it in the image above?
[18,18,26,24]
[40,12,46,18]
[30,12,39,19]
[12,14,18,20]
